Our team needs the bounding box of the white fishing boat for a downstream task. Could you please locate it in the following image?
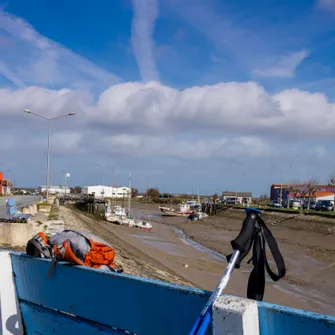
[135,220,153,231]
[113,205,127,216]
[159,201,200,217]
[119,215,136,227]
[105,203,133,225]
[105,172,151,229]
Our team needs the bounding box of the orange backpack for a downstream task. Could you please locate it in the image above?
[26,230,123,273]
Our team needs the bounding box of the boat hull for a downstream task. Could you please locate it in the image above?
[139,227,152,231]
[1,251,334,335]
[159,206,194,217]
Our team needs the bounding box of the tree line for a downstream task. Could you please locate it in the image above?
[284,176,320,210]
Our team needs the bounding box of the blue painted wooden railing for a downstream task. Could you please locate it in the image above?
[1,252,335,335]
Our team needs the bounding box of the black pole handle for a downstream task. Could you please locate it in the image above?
[230,208,261,253]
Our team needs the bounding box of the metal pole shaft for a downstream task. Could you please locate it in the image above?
[236,177,238,203]
[46,119,51,202]
[189,250,240,335]
[128,172,131,216]
[280,168,283,206]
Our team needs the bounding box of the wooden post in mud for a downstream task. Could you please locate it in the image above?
[201,200,219,216]
[213,201,217,215]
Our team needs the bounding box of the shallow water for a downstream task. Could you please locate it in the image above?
[132,234,184,257]
[130,204,228,263]
[172,227,227,262]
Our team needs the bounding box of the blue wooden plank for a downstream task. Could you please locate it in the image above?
[11,253,211,335]
[20,301,126,334]
[258,301,335,335]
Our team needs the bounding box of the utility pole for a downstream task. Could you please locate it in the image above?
[24,109,75,201]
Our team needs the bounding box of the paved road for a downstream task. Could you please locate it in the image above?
[0,195,40,218]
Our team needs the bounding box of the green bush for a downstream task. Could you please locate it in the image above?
[38,201,51,206]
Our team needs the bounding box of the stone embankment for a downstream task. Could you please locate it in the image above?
[0,197,65,247]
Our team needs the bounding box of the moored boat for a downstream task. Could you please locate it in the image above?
[188,211,209,221]
[159,201,200,217]
[135,220,153,231]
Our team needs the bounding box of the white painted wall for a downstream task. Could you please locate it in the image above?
[82,186,131,198]
[38,186,70,194]
[1,185,11,195]
[316,195,335,202]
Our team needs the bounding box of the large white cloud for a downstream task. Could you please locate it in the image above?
[93,81,335,139]
[1,81,335,160]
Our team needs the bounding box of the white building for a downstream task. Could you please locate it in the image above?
[38,186,70,194]
[82,186,131,198]
[314,192,335,202]
[1,185,11,196]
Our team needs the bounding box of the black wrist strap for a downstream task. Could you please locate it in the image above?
[227,215,286,301]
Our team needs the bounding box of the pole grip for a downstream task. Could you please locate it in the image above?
[230,208,260,253]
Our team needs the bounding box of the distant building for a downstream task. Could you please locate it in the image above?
[38,185,70,194]
[270,184,291,202]
[313,192,335,202]
[82,186,131,198]
[0,171,11,195]
[222,191,252,204]
[270,184,335,203]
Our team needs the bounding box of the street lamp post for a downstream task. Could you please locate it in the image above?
[24,109,75,202]
[62,170,70,195]
[272,165,292,206]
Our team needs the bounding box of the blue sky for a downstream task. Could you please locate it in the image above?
[1,0,335,196]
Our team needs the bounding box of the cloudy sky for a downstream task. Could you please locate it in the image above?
[1,0,335,195]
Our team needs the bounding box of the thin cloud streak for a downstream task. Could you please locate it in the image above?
[253,50,310,78]
[131,0,160,82]
[0,10,122,90]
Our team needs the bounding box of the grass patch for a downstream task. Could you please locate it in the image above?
[38,201,51,206]
[36,221,44,226]
[47,206,60,220]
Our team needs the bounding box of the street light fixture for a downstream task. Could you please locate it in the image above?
[24,109,76,202]
[271,165,292,206]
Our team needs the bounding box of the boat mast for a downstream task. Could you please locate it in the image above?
[128,171,131,216]
[112,166,115,207]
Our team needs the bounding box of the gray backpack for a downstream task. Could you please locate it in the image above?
[26,229,123,273]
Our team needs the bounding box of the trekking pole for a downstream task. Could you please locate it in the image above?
[188,208,261,335]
